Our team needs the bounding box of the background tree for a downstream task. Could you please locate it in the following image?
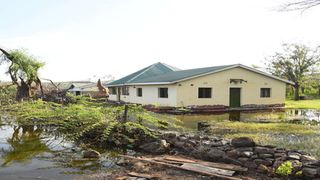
[0,48,45,101]
[266,43,320,100]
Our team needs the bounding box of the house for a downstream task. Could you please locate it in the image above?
[107,62,293,107]
[68,79,108,98]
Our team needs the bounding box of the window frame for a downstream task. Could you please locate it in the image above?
[121,86,129,96]
[260,88,271,98]
[137,88,142,97]
[158,88,168,98]
[198,87,212,98]
[109,87,117,95]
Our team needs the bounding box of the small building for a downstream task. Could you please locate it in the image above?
[68,80,108,98]
[107,62,293,107]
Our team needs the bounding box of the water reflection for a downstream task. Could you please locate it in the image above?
[1,125,49,166]
[229,111,241,121]
[286,109,320,121]
[175,109,320,130]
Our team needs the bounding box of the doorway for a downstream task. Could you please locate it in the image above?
[229,88,241,107]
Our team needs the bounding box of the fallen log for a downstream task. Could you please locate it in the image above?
[120,155,242,180]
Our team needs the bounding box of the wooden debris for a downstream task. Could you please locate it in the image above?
[163,155,196,163]
[128,172,159,179]
[120,155,243,180]
[164,155,248,172]
[181,163,235,177]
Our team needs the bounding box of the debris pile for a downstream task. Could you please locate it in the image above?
[132,134,320,179]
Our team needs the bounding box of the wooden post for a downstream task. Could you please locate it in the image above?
[123,104,128,123]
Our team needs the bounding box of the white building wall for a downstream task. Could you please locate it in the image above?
[108,85,177,106]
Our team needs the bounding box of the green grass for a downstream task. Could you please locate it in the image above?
[285,99,320,109]
[217,121,320,157]
[214,121,319,135]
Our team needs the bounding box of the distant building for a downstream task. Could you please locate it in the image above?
[107,62,293,107]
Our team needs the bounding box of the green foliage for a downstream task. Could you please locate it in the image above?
[0,48,45,100]
[266,43,320,100]
[0,85,16,105]
[295,170,303,176]
[2,99,181,149]
[8,49,45,83]
[275,161,293,176]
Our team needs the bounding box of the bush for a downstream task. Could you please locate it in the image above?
[276,161,293,176]
[2,99,182,149]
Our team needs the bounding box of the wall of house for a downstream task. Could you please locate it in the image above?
[176,67,286,107]
[108,85,177,106]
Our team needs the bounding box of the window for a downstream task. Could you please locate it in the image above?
[198,88,212,98]
[109,87,117,95]
[137,88,142,97]
[260,88,271,98]
[158,88,168,98]
[121,86,129,95]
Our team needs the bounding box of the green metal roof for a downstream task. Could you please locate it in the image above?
[107,63,294,86]
[107,62,179,86]
[132,64,235,83]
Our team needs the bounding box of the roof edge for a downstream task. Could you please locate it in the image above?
[236,64,295,85]
[170,64,294,85]
[107,82,173,87]
[107,63,294,86]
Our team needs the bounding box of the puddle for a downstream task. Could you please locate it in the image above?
[0,116,120,180]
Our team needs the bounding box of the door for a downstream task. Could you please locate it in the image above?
[229,88,241,107]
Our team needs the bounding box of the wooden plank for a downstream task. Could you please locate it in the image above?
[128,172,159,179]
[164,156,197,163]
[164,155,248,172]
[120,155,242,180]
[196,160,247,172]
[154,158,184,165]
[181,163,235,177]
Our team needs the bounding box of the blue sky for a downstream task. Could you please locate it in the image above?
[1,0,320,81]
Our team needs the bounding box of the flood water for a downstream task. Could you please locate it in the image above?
[174,109,320,157]
[176,109,320,129]
[1,109,320,179]
[0,114,119,180]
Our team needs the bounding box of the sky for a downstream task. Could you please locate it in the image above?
[1,0,320,82]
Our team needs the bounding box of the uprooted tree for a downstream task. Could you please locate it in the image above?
[0,48,45,101]
[265,43,320,100]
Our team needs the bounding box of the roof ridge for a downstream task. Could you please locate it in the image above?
[126,63,157,83]
[171,64,235,73]
[160,62,181,71]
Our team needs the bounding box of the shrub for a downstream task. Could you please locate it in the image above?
[276,161,293,176]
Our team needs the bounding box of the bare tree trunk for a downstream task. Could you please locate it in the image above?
[16,78,30,101]
[36,77,44,96]
[294,83,300,101]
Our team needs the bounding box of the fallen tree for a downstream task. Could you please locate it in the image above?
[0,48,45,101]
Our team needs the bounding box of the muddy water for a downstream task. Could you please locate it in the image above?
[0,118,119,180]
